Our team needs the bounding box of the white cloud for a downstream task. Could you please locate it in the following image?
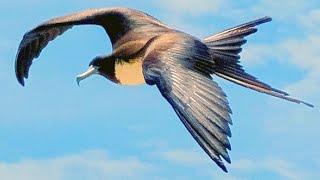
[0,150,154,180]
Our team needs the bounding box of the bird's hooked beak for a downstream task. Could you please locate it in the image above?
[76,65,99,86]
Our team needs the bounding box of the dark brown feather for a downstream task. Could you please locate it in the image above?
[202,16,313,107]
[15,7,171,86]
[142,33,232,172]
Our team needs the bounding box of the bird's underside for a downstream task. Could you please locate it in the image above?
[14,7,313,172]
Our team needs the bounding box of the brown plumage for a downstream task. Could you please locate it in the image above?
[14,7,313,172]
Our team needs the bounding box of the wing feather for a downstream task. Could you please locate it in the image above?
[15,7,171,86]
[16,26,72,84]
[142,33,232,172]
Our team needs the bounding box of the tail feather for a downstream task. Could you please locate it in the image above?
[215,66,289,95]
[204,16,272,42]
[209,49,241,62]
[208,38,247,47]
[203,16,313,107]
[215,72,314,107]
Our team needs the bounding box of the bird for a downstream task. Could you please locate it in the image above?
[15,7,313,172]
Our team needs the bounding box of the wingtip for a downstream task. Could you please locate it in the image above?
[220,164,228,173]
[17,77,25,87]
[215,158,229,173]
[254,16,272,26]
[302,101,314,108]
[281,95,314,108]
[264,16,272,22]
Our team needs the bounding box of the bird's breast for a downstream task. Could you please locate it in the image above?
[114,58,146,86]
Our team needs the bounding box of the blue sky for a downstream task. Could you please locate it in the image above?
[0,0,319,179]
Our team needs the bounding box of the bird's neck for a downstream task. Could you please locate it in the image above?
[97,55,118,83]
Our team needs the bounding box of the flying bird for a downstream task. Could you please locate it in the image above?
[15,7,313,172]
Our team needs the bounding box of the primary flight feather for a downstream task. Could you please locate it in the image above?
[15,7,313,172]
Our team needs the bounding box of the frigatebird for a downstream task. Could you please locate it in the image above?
[15,7,313,172]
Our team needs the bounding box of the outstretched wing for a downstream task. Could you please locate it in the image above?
[15,7,171,86]
[142,33,232,172]
[15,25,71,85]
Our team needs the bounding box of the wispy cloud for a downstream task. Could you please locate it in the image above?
[0,150,154,180]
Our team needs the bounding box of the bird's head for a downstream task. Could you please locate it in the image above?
[76,55,117,85]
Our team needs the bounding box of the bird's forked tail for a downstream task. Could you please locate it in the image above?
[203,16,313,107]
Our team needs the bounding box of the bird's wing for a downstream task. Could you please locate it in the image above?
[15,23,72,85]
[15,7,170,86]
[142,34,232,172]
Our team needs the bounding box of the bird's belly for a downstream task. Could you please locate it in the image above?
[114,58,146,86]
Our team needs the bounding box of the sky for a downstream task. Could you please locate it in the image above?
[0,0,319,179]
